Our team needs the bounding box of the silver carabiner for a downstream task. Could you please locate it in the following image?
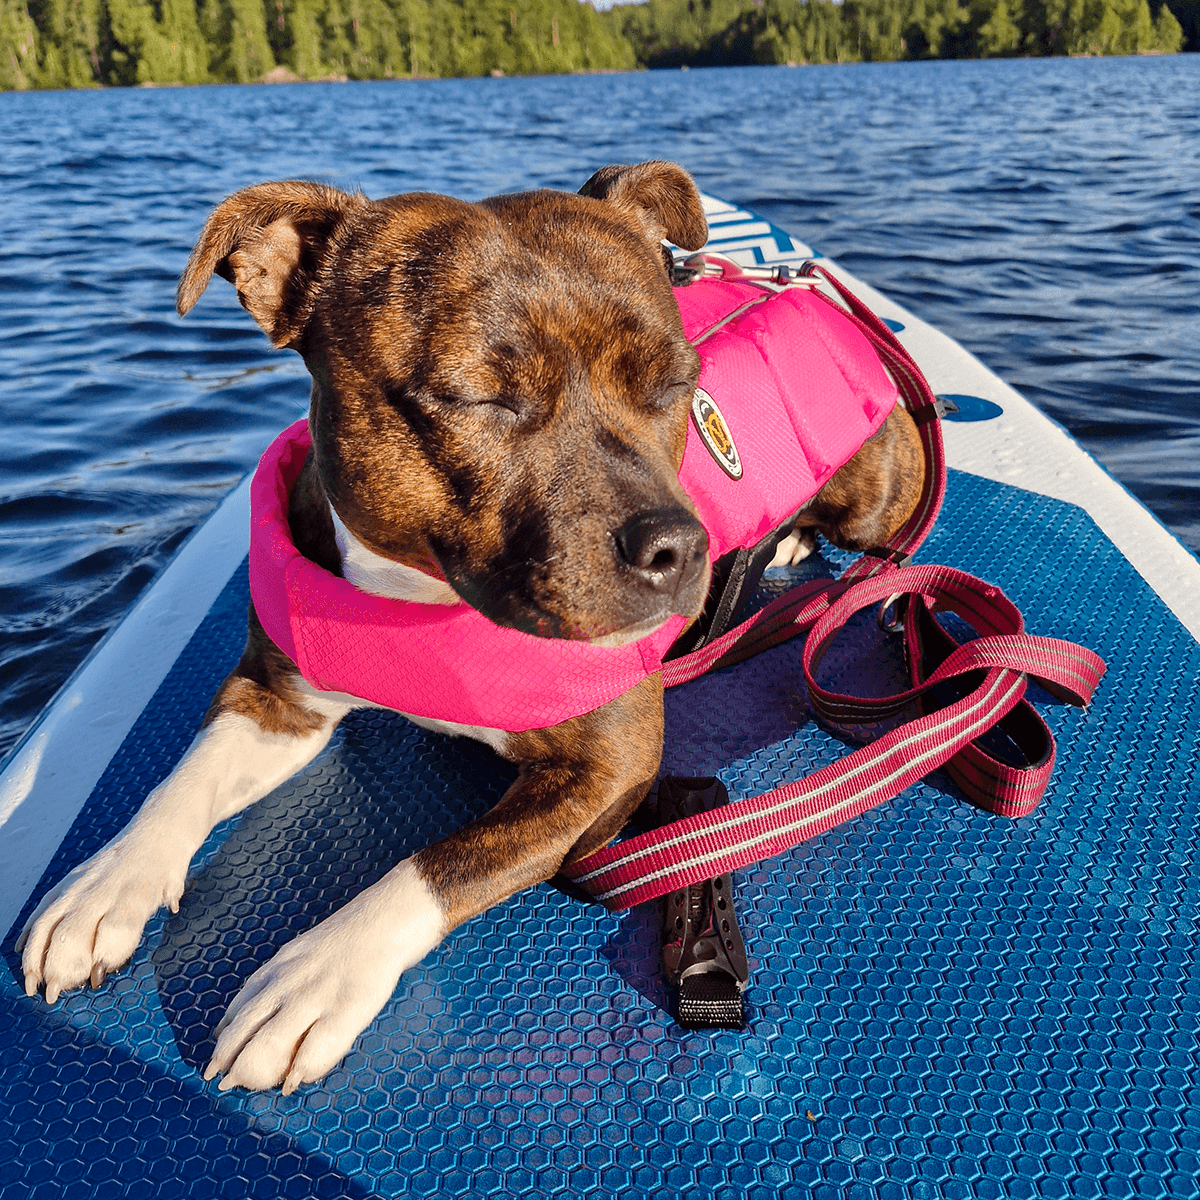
[676,251,824,289]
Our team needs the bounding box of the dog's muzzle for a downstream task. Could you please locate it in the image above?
[612,506,709,605]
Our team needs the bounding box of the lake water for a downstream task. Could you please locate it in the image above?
[1,55,1197,760]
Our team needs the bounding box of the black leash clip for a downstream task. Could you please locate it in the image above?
[657,776,751,1031]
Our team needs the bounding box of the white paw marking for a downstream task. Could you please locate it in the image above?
[204,859,444,1093]
[18,712,340,1004]
[18,834,188,1004]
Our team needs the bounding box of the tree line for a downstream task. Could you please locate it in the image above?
[1,0,1193,91]
[0,0,635,88]
[614,0,1190,64]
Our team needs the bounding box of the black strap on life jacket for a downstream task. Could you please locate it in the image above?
[664,516,800,661]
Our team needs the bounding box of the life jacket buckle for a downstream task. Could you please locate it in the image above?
[658,776,751,1030]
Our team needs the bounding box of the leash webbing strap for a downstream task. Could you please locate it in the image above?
[802,264,947,581]
[563,566,1105,911]
[793,267,1089,819]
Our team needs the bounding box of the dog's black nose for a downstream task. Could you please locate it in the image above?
[613,508,709,595]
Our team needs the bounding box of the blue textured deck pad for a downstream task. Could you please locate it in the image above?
[3,469,1199,1200]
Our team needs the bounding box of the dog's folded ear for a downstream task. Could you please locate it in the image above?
[177,182,367,348]
[578,161,708,254]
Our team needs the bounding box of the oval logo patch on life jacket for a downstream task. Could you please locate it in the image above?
[692,387,742,480]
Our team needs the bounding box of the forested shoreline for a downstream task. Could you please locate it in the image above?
[1,0,1193,91]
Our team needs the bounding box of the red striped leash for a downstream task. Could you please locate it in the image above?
[563,566,1104,911]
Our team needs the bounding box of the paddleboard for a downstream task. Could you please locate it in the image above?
[2,195,1198,1199]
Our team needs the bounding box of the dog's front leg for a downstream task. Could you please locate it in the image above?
[18,638,352,1004]
[204,676,665,1094]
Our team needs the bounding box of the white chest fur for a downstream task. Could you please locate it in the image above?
[328,505,461,605]
[326,504,510,755]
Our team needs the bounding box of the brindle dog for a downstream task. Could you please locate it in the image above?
[19,162,922,1093]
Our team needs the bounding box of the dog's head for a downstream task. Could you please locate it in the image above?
[179,162,711,645]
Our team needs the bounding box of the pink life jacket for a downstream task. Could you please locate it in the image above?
[248,278,900,731]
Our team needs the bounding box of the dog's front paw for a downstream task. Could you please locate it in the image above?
[17,836,189,1003]
[770,527,819,567]
[204,861,444,1094]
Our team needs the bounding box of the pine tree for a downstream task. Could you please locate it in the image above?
[202,0,277,81]
[28,0,104,85]
[1152,1,1184,48]
[976,0,1023,53]
[905,0,966,56]
[0,0,40,87]
[106,0,209,83]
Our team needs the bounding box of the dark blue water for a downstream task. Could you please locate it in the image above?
[1,55,1197,760]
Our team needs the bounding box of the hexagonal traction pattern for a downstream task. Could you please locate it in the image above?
[3,470,1198,1199]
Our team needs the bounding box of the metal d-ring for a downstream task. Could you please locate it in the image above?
[877,592,908,635]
